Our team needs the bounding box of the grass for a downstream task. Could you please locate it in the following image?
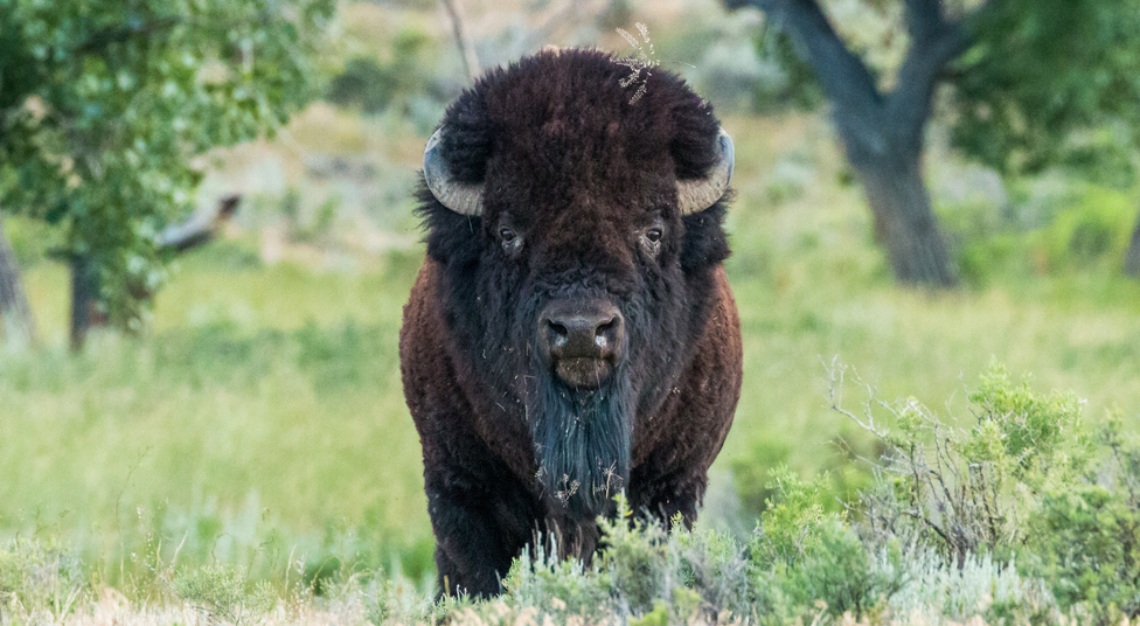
[4,55,1140,626]
[5,248,436,588]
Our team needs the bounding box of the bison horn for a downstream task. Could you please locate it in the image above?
[424,126,734,217]
[423,128,485,216]
[677,128,735,216]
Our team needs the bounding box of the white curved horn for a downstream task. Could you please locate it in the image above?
[423,128,485,216]
[677,128,735,215]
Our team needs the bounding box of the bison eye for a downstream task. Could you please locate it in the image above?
[639,226,664,258]
[499,226,523,255]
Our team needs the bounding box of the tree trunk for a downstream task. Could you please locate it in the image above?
[69,254,105,352]
[0,215,37,349]
[855,154,957,286]
[723,0,979,289]
[1125,203,1140,277]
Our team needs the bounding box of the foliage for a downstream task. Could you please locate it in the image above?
[1019,419,1140,620]
[953,0,1140,178]
[1038,186,1137,272]
[954,184,1137,285]
[433,365,1133,624]
[848,364,1082,570]
[842,362,1140,622]
[0,0,333,328]
[498,499,757,624]
[736,0,1140,182]
[173,563,275,623]
[443,372,1140,626]
[752,29,824,112]
[326,29,437,116]
[0,540,87,623]
[750,468,899,621]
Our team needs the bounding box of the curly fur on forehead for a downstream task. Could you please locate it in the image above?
[435,48,725,189]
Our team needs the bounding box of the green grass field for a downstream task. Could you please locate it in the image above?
[3,105,1140,622]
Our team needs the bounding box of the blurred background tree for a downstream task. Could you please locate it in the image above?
[0,0,334,349]
[723,0,1140,288]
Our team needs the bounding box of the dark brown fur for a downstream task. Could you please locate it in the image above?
[400,49,743,597]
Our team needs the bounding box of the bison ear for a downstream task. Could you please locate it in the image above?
[423,128,486,216]
[415,183,484,266]
[676,129,734,215]
[681,204,730,272]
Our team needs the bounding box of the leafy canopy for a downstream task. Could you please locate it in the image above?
[0,0,333,325]
[751,0,1140,180]
[952,0,1140,179]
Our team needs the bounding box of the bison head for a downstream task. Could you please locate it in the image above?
[417,49,734,527]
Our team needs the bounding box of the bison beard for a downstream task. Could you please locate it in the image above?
[529,366,633,525]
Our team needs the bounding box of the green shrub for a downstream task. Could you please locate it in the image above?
[173,563,275,624]
[957,231,1023,287]
[0,540,87,623]
[949,183,1138,285]
[1038,186,1135,272]
[499,497,758,624]
[470,364,1140,624]
[848,363,1083,569]
[326,29,439,116]
[1018,419,1140,621]
[750,468,897,622]
[840,362,1140,622]
[502,538,616,622]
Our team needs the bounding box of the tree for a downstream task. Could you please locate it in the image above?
[0,0,333,347]
[724,0,1140,287]
[68,194,242,350]
[0,214,36,349]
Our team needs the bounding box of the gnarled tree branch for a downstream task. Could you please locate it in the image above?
[888,0,990,153]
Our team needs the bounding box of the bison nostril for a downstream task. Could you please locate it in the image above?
[546,320,569,349]
[594,317,619,348]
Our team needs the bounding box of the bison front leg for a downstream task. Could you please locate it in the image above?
[425,468,540,598]
[628,465,709,529]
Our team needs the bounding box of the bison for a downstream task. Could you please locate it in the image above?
[400,48,743,597]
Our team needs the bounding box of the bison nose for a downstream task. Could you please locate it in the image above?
[539,300,624,387]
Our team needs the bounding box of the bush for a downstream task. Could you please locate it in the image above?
[950,183,1137,285]
[498,498,758,624]
[1019,419,1140,620]
[173,563,275,624]
[1038,186,1135,272]
[0,540,87,623]
[326,29,442,116]
[838,361,1140,622]
[750,468,898,622]
[465,363,1140,624]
